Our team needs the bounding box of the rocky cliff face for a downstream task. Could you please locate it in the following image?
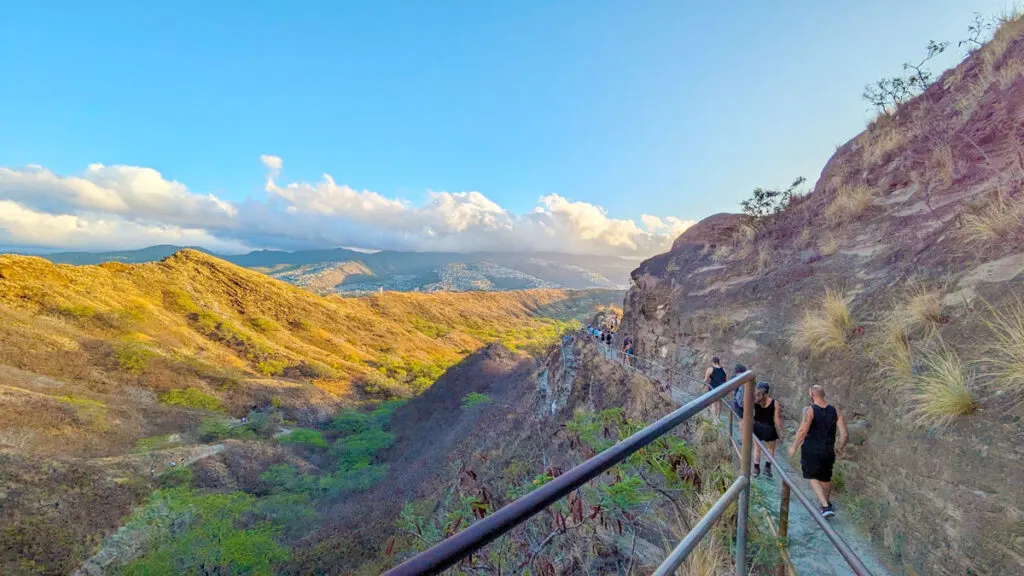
[621,18,1024,576]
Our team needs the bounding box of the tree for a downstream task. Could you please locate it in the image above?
[960,12,993,54]
[863,40,949,115]
[740,177,807,220]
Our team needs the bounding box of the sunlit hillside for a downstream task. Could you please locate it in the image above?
[0,249,619,457]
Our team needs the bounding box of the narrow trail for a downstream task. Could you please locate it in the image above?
[584,337,894,576]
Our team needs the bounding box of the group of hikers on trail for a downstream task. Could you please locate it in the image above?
[704,357,849,519]
[585,323,635,366]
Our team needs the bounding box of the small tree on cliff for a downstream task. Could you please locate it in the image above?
[863,40,949,115]
[740,176,807,221]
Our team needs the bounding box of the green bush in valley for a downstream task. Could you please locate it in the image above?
[115,342,154,375]
[198,418,232,442]
[460,392,491,409]
[331,428,395,469]
[278,428,328,449]
[329,409,371,436]
[118,488,289,576]
[159,387,223,412]
[159,467,194,489]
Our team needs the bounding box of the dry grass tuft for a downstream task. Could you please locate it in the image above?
[910,345,977,427]
[957,191,1024,246]
[862,125,904,167]
[892,288,945,338]
[754,245,773,275]
[791,290,853,356]
[825,186,873,224]
[818,235,839,256]
[981,297,1024,407]
[934,144,957,185]
[878,327,915,393]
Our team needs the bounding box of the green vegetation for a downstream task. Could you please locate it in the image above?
[257,359,289,376]
[740,176,806,220]
[278,428,328,449]
[117,488,291,576]
[248,316,278,333]
[159,387,224,412]
[460,392,490,409]
[115,342,154,375]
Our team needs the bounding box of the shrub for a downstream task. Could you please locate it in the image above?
[862,40,948,115]
[819,235,840,256]
[739,177,806,220]
[825,185,873,224]
[115,342,154,375]
[279,428,328,449]
[461,392,491,409]
[159,467,194,489]
[357,371,410,399]
[329,409,371,436]
[199,418,233,442]
[159,387,224,412]
[166,288,200,314]
[877,326,915,394]
[791,290,853,356]
[331,428,395,470]
[119,488,290,575]
[910,345,977,427]
[257,359,289,377]
[56,304,97,321]
[248,316,277,333]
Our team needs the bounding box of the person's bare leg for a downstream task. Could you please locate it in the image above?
[710,401,719,419]
[822,481,832,505]
[766,440,776,457]
[753,443,762,466]
[810,480,829,507]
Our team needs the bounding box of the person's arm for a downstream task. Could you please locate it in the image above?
[788,406,813,457]
[836,410,849,456]
[704,367,713,384]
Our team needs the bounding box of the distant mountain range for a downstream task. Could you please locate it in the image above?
[35,245,639,294]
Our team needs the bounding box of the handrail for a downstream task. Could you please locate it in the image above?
[596,337,873,576]
[383,369,758,576]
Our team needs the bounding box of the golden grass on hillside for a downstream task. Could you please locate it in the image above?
[878,327,915,393]
[957,191,1024,246]
[981,297,1024,407]
[825,185,873,225]
[0,251,619,455]
[892,288,945,338]
[862,125,904,167]
[934,143,957,185]
[791,290,853,356]
[910,345,977,427]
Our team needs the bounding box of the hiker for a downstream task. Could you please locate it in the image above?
[703,356,728,418]
[732,363,748,416]
[789,385,849,518]
[625,339,635,367]
[752,382,782,478]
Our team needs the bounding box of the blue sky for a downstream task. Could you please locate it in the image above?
[0,0,1014,255]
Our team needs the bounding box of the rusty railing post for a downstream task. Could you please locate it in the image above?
[776,482,792,576]
[734,375,755,576]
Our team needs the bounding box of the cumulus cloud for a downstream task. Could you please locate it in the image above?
[0,157,695,257]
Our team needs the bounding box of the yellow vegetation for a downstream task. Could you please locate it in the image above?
[862,125,904,167]
[825,185,873,224]
[958,191,1024,246]
[0,250,617,456]
[891,288,945,338]
[791,290,853,355]
[910,345,977,427]
[981,297,1024,407]
[818,235,839,256]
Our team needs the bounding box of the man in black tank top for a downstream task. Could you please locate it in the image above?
[704,357,727,419]
[788,385,848,518]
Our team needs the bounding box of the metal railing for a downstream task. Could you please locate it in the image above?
[384,369,758,576]
[385,334,874,576]
[596,337,873,576]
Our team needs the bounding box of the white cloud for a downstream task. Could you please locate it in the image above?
[0,157,695,257]
[0,201,250,253]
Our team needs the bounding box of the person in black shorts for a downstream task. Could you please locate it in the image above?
[789,385,848,518]
[703,356,727,419]
[752,382,782,478]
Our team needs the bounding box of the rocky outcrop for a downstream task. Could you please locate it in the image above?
[620,20,1024,576]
